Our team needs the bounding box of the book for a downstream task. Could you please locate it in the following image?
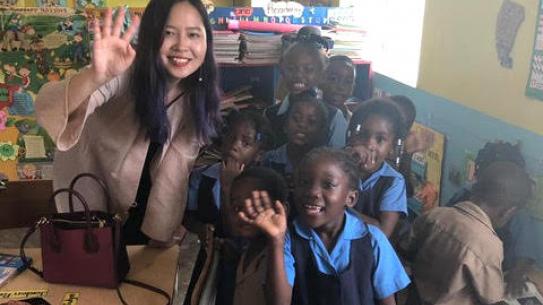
[0,253,30,288]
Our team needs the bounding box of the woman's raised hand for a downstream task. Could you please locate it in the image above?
[91,7,140,84]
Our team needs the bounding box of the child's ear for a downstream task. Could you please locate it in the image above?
[345,189,359,208]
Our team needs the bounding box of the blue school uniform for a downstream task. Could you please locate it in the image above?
[284,209,411,302]
[355,162,408,219]
[186,162,222,225]
[261,144,293,178]
[264,94,348,148]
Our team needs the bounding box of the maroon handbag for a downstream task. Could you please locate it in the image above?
[20,173,129,288]
[20,174,172,305]
[20,186,129,288]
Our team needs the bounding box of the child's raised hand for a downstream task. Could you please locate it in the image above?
[220,157,245,188]
[238,191,287,241]
[345,145,376,172]
[91,7,140,85]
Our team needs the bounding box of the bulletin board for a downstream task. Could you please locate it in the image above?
[0,4,91,181]
[0,0,148,181]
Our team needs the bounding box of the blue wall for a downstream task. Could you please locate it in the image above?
[374,73,543,203]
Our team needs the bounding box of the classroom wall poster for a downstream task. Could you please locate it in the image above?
[409,122,446,213]
[0,6,90,181]
[525,0,543,100]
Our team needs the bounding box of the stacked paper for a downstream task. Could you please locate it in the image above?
[213,31,241,64]
[240,31,283,65]
[323,25,367,59]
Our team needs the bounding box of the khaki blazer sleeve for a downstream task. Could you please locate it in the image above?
[35,74,124,151]
[465,253,505,304]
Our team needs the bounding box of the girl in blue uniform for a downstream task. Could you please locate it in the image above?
[346,99,408,237]
[239,147,410,305]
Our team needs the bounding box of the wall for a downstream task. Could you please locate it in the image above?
[418,0,543,135]
[374,73,543,203]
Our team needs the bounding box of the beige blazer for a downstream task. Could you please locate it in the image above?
[35,72,202,242]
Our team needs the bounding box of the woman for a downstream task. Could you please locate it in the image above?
[35,0,221,245]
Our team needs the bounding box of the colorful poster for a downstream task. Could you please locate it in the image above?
[525,0,543,100]
[408,122,446,213]
[0,7,90,180]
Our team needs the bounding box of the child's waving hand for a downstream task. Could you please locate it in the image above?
[238,190,287,241]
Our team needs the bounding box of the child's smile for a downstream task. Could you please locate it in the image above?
[295,156,357,232]
[281,47,324,94]
[322,62,355,108]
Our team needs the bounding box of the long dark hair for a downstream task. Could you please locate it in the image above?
[130,0,220,144]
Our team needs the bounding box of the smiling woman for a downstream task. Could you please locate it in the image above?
[34,0,220,246]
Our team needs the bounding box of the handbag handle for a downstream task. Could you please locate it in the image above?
[50,188,99,253]
[69,173,113,213]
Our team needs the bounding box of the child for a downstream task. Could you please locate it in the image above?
[240,147,410,305]
[346,98,408,237]
[261,90,328,190]
[387,95,417,199]
[447,141,525,205]
[389,95,416,132]
[321,55,356,120]
[264,37,348,148]
[405,161,533,305]
[183,167,288,305]
[184,110,275,235]
[224,167,289,305]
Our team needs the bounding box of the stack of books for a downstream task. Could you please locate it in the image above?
[213,31,242,64]
[324,25,367,60]
[240,32,283,65]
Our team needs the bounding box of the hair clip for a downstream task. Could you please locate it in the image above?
[347,124,362,139]
[255,132,263,142]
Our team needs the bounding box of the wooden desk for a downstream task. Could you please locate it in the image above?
[0,246,179,305]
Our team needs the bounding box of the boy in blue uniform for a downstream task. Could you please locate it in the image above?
[262,90,329,192]
[346,99,408,237]
[183,111,275,305]
[240,148,410,305]
[184,110,275,235]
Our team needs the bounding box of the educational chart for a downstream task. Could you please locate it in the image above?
[0,6,90,181]
[526,0,543,100]
[409,122,446,213]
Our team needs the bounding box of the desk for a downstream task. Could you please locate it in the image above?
[0,246,179,305]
